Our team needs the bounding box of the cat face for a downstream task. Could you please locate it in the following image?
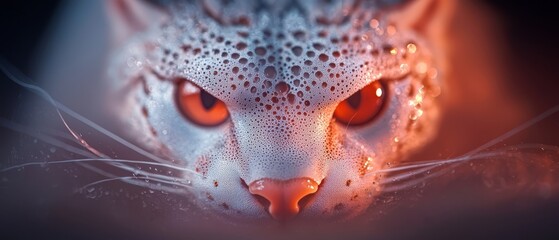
[108,0,442,221]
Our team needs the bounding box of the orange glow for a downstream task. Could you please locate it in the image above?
[333,81,385,126]
[406,43,417,54]
[176,81,229,126]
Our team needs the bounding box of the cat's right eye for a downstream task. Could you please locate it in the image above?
[175,80,229,127]
[333,80,386,126]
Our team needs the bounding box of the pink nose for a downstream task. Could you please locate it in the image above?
[248,178,319,221]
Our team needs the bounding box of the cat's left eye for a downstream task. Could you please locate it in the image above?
[333,80,386,126]
[175,80,229,127]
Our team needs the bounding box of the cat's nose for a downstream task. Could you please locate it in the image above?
[248,177,319,221]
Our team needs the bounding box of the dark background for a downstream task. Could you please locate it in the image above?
[0,1,61,119]
[1,1,558,239]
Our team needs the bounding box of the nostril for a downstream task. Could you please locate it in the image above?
[253,194,271,210]
[248,177,319,221]
[241,178,272,209]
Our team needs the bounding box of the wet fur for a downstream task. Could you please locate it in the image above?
[1,0,558,238]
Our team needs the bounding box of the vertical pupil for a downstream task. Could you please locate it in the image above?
[200,90,217,110]
[346,91,362,110]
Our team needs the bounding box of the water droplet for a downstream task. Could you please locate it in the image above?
[313,43,325,50]
[406,43,417,54]
[275,81,290,94]
[293,31,305,40]
[255,47,266,56]
[236,42,247,50]
[306,51,315,57]
[287,94,296,104]
[369,19,379,28]
[291,46,303,56]
[264,66,277,78]
[332,51,340,58]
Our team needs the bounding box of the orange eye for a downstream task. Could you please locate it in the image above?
[333,81,386,126]
[176,80,229,127]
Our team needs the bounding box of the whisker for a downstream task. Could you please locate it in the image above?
[1,158,193,173]
[375,143,559,179]
[372,151,503,176]
[0,61,106,157]
[40,127,88,143]
[344,112,359,132]
[0,118,96,158]
[0,59,122,172]
[0,118,128,181]
[0,61,204,181]
[79,176,193,194]
[0,113,196,190]
[377,153,499,185]
[381,168,448,193]
[0,59,171,164]
[36,127,202,179]
[366,105,559,181]
[0,118,200,181]
[462,105,559,157]
[379,145,559,193]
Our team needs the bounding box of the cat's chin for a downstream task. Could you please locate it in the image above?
[197,202,371,224]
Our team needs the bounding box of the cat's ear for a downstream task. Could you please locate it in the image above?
[388,0,455,32]
[106,0,169,45]
[387,0,456,70]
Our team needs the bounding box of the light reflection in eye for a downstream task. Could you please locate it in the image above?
[376,88,383,97]
[333,81,386,126]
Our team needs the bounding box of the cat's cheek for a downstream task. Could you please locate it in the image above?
[191,160,272,222]
[301,159,383,220]
[346,77,439,160]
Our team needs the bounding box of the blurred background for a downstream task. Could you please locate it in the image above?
[0,0,558,239]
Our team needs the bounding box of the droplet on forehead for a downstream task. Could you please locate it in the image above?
[291,46,303,56]
[291,66,301,76]
[264,66,277,78]
[275,81,290,94]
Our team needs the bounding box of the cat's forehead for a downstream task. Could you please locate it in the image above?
[151,0,416,107]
